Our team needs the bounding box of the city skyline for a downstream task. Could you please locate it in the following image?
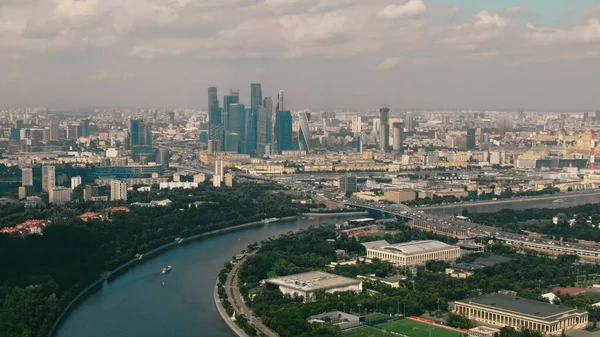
[2,0,600,110]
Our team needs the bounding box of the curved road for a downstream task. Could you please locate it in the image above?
[225,253,279,337]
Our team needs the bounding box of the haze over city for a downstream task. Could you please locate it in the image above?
[2,0,600,109]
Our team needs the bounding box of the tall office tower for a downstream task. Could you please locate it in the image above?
[250,83,262,109]
[244,108,258,155]
[224,132,239,152]
[276,111,293,154]
[442,115,451,125]
[263,97,273,144]
[298,112,311,153]
[49,187,72,205]
[406,115,415,132]
[257,97,273,156]
[466,128,476,150]
[42,165,55,192]
[129,119,148,146]
[110,180,128,201]
[379,105,390,152]
[66,123,80,140]
[71,176,82,190]
[276,90,285,112]
[518,108,525,121]
[80,119,90,137]
[22,167,33,186]
[208,86,224,149]
[49,117,59,141]
[392,123,404,153]
[223,89,240,131]
[169,111,175,125]
[229,103,246,153]
[157,148,170,166]
[497,115,513,134]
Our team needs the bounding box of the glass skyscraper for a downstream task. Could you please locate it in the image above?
[276,110,293,154]
[250,83,262,109]
[229,103,246,153]
[223,89,239,131]
[244,108,257,155]
[208,86,224,149]
[297,112,311,153]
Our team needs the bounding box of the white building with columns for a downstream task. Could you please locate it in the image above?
[453,294,588,335]
[364,240,460,266]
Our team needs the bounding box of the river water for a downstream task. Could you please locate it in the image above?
[54,216,352,337]
[425,193,600,216]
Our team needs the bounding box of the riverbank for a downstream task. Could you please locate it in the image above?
[47,215,297,337]
[303,211,368,217]
[214,279,250,337]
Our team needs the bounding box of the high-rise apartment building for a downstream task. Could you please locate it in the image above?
[22,167,33,187]
[466,128,476,150]
[67,123,80,140]
[339,175,358,193]
[169,111,175,125]
[497,115,513,134]
[276,111,293,154]
[49,187,72,205]
[406,115,415,132]
[110,180,128,201]
[298,112,311,153]
[71,176,82,190]
[224,173,233,187]
[379,105,390,152]
[49,117,60,141]
[42,165,55,192]
[80,119,90,137]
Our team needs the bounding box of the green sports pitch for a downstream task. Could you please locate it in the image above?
[375,319,467,337]
[343,326,387,337]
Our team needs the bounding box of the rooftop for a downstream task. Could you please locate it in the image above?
[457,293,585,322]
[369,240,457,256]
[266,271,361,292]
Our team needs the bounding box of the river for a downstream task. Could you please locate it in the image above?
[425,193,600,216]
[54,216,355,337]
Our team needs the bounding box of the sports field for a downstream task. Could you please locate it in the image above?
[376,319,466,337]
[343,326,387,337]
[366,313,392,323]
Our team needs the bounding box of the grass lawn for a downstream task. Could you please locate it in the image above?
[580,292,600,302]
[367,313,393,322]
[376,319,466,337]
[344,326,387,337]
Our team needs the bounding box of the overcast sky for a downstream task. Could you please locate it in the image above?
[1,0,600,110]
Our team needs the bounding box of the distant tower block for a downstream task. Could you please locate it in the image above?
[591,130,596,172]
[379,105,390,152]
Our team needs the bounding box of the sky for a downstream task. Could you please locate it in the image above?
[1,0,600,110]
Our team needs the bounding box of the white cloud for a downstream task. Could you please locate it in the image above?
[525,19,600,45]
[503,6,524,16]
[377,0,425,20]
[376,57,401,70]
[473,11,510,28]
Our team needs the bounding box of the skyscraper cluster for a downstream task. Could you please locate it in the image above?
[207,84,296,156]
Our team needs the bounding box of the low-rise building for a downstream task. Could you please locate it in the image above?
[265,271,362,302]
[49,187,72,205]
[453,293,588,335]
[468,326,500,337]
[364,240,461,266]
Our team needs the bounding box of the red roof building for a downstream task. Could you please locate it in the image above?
[109,206,131,213]
[79,212,104,221]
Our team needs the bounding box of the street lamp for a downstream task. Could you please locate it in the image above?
[358,303,362,319]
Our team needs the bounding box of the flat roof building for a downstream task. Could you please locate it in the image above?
[453,294,588,335]
[265,271,362,302]
[365,240,461,266]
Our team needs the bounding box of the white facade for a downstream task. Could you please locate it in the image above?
[22,167,33,186]
[71,176,82,190]
[159,182,198,190]
[366,240,461,266]
[49,187,72,205]
[224,173,233,187]
[110,180,128,201]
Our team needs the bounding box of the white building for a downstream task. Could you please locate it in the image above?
[22,167,33,187]
[159,182,198,190]
[49,187,72,205]
[71,176,82,190]
[224,173,233,187]
[193,174,206,183]
[110,180,128,201]
[42,165,55,192]
[364,240,461,266]
[265,271,362,302]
